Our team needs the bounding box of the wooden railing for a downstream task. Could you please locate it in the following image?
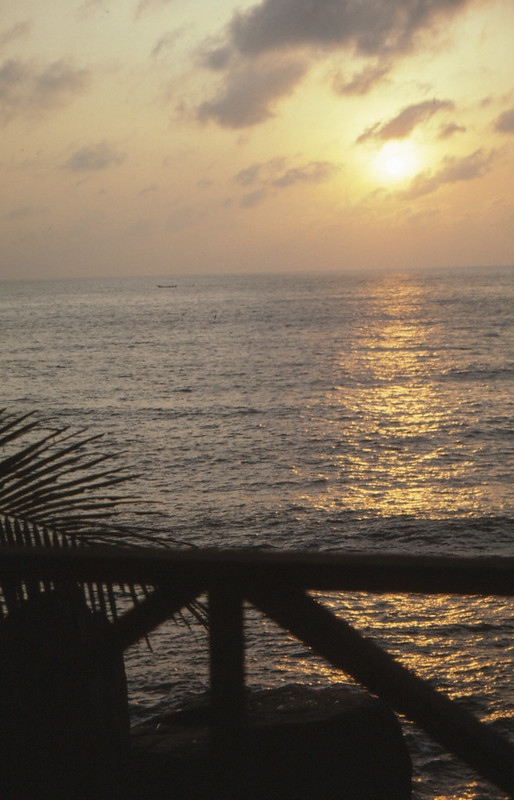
[1,546,513,797]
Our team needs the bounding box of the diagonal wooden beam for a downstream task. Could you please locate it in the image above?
[247,582,514,798]
[86,579,206,657]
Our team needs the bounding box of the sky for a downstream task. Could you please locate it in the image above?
[1,0,513,280]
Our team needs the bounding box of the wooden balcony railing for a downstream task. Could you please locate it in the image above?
[1,547,513,797]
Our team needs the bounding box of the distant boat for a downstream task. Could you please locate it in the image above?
[157,284,177,288]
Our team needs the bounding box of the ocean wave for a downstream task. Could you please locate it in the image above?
[438,365,514,381]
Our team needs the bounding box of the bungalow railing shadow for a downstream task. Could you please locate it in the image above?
[1,547,513,797]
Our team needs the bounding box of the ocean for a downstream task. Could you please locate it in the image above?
[1,266,513,799]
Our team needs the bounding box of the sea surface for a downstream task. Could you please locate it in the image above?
[1,266,513,799]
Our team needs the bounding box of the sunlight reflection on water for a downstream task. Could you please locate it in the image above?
[2,268,512,799]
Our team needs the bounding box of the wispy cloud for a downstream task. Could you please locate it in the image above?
[404,148,495,199]
[234,157,339,207]
[438,122,466,139]
[197,56,307,128]
[0,58,90,123]
[332,60,391,95]
[61,141,125,171]
[151,29,184,58]
[0,21,31,49]
[234,158,286,186]
[234,164,262,187]
[272,161,338,187]
[239,188,268,208]
[357,99,454,143]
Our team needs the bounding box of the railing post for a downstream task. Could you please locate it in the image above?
[208,579,247,797]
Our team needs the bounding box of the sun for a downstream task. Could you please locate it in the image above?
[374,140,419,182]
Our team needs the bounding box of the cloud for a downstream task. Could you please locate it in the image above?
[404,148,495,199]
[199,44,233,71]
[0,21,31,49]
[234,156,339,207]
[197,57,307,128]
[197,0,473,129]
[239,188,268,208]
[235,157,338,188]
[0,58,90,122]
[357,99,454,143]
[438,122,466,139]
[332,61,391,95]
[272,160,338,187]
[226,0,471,58]
[151,30,183,58]
[61,141,125,171]
[234,158,286,186]
[234,163,263,186]
[494,107,514,133]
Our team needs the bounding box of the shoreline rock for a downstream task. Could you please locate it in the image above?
[131,684,412,799]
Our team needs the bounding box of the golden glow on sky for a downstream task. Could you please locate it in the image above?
[0,0,513,279]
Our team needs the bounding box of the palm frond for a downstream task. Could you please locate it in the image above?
[0,410,208,628]
[0,414,132,530]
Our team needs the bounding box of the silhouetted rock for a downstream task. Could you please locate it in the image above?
[131,684,412,799]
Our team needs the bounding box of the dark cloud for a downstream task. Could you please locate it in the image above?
[438,122,466,139]
[332,61,391,95]
[199,44,233,71]
[197,57,307,128]
[197,0,473,129]
[404,148,495,199]
[227,0,471,57]
[357,99,454,143]
[61,141,125,171]
[494,107,514,133]
[0,58,89,122]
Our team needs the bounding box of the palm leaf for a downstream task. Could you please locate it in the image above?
[0,410,208,627]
